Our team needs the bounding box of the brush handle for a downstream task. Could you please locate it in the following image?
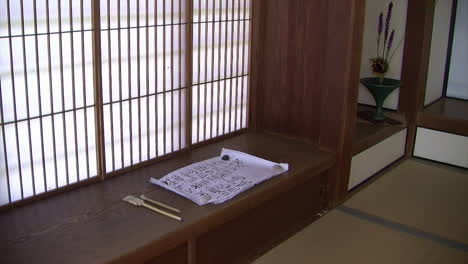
[142,202,182,221]
[140,195,181,213]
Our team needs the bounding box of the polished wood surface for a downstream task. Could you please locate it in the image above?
[0,132,334,264]
[354,124,406,155]
[353,105,407,155]
[423,98,468,121]
[418,98,468,136]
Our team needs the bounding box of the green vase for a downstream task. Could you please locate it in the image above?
[360,77,402,121]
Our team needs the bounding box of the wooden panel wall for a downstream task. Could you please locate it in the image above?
[319,0,365,206]
[251,0,327,141]
[250,0,365,205]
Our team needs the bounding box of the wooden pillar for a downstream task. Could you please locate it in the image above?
[399,0,436,156]
[318,0,365,207]
[249,0,265,130]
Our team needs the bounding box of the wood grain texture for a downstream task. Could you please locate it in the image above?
[253,0,326,141]
[91,0,105,179]
[248,0,264,130]
[196,174,326,264]
[249,0,365,206]
[0,132,334,264]
[399,0,436,155]
[319,0,366,206]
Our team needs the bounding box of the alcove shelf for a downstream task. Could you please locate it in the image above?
[413,98,468,168]
[345,104,408,192]
[353,104,407,155]
[418,98,468,136]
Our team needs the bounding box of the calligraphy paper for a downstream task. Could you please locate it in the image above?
[149,148,289,205]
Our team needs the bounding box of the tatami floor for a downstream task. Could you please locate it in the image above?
[253,159,468,264]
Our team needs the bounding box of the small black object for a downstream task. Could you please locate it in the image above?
[222,155,230,161]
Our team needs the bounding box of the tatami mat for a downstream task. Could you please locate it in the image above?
[253,210,468,264]
[345,159,468,245]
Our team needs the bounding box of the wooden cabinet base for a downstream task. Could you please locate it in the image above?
[0,132,333,264]
[196,174,326,264]
[145,244,188,264]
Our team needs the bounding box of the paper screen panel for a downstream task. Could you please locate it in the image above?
[191,0,250,144]
[100,0,188,173]
[0,0,97,205]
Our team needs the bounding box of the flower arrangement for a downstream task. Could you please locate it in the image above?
[370,1,398,83]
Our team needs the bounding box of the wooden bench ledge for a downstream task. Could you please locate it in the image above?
[0,131,335,264]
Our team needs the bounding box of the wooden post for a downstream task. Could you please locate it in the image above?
[399,0,436,156]
[91,0,105,178]
[318,0,365,207]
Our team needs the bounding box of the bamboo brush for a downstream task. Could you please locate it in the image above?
[122,195,182,221]
[140,194,181,213]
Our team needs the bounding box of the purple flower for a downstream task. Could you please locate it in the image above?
[387,30,395,49]
[386,29,395,59]
[378,12,383,35]
[384,2,394,46]
[377,12,384,56]
[372,1,399,73]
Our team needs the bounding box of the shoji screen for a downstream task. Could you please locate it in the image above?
[0,0,96,205]
[0,0,252,208]
[100,0,188,173]
[192,0,250,144]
